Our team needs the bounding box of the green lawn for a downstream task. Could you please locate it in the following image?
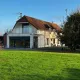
[0,50,80,80]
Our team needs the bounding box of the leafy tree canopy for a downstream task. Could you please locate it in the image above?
[61,10,80,50]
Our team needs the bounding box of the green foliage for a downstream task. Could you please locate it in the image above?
[61,11,80,50]
[0,50,80,80]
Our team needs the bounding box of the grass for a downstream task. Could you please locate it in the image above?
[0,50,80,80]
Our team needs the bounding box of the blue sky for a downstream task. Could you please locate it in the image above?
[0,0,80,34]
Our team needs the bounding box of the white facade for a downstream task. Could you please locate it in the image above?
[6,22,61,48]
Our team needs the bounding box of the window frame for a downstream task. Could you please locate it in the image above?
[46,38,49,45]
[53,38,55,44]
[22,23,29,34]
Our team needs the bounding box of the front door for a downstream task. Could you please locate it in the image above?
[33,37,38,48]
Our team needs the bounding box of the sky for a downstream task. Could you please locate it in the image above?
[0,0,80,35]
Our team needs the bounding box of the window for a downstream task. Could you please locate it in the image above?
[44,24,54,31]
[51,38,53,41]
[46,38,49,45]
[44,24,50,29]
[22,23,29,33]
[57,39,59,44]
[23,26,29,33]
[53,38,55,44]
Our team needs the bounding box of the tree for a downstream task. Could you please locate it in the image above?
[60,10,80,50]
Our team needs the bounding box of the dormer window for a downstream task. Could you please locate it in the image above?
[44,24,50,29]
[44,24,54,31]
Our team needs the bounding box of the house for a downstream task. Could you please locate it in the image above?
[0,35,4,48]
[4,15,62,48]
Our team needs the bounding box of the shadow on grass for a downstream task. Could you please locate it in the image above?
[66,68,80,80]
[10,68,80,80]
[36,47,80,53]
[1,46,80,53]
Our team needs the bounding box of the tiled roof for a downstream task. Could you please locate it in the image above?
[17,15,61,32]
